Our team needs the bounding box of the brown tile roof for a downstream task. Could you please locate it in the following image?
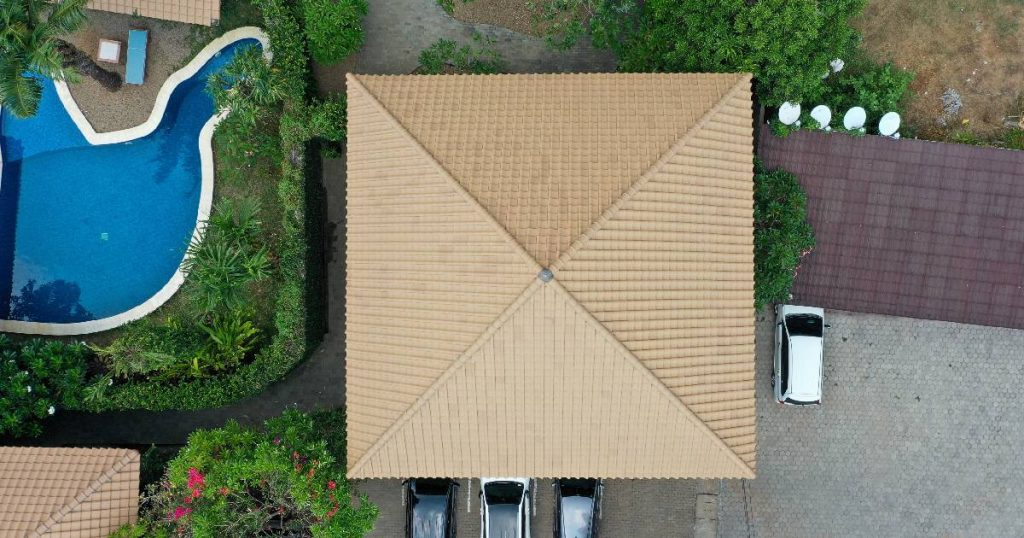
[345,73,757,479]
[0,447,140,537]
[87,0,220,26]
[758,127,1024,329]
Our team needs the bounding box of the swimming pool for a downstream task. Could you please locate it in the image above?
[0,28,267,334]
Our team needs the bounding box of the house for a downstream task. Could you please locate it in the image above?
[0,447,140,537]
[86,0,219,26]
[344,73,757,480]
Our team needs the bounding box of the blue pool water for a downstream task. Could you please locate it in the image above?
[0,39,260,324]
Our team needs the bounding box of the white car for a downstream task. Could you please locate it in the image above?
[480,477,531,538]
[772,304,826,406]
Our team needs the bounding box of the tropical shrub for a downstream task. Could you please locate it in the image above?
[820,59,913,120]
[133,410,377,537]
[207,45,285,128]
[418,34,505,75]
[0,0,120,118]
[0,336,89,437]
[753,161,815,309]
[616,0,865,106]
[527,0,639,52]
[184,198,272,313]
[299,0,368,65]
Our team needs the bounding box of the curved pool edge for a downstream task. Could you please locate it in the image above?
[0,27,271,336]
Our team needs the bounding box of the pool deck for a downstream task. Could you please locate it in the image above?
[0,27,269,335]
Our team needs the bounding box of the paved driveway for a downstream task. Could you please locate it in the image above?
[718,309,1024,537]
[356,478,697,537]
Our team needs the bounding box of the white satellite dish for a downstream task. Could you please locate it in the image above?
[843,107,867,130]
[830,58,846,73]
[810,105,832,130]
[778,101,801,126]
[878,112,901,137]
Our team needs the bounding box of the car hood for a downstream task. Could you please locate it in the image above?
[789,335,823,401]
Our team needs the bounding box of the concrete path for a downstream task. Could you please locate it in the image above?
[352,0,616,74]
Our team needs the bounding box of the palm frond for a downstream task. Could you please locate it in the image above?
[0,57,42,118]
[45,0,87,36]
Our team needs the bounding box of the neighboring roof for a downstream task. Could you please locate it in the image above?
[87,0,220,26]
[0,447,140,537]
[345,73,757,479]
[759,127,1024,329]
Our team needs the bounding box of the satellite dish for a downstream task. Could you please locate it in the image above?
[778,102,801,126]
[878,112,901,136]
[843,107,867,130]
[810,105,832,130]
[830,58,846,73]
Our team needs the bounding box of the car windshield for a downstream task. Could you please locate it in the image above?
[786,314,823,337]
[487,503,521,537]
[485,481,524,505]
[409,485,450,536]
[560,494,595,537]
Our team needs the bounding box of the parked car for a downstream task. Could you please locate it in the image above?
[405,478,459,538]
[772,304,826,405]
[553,478,602,538]
[480,477,531,538]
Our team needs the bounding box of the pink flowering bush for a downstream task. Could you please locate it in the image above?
[136,410,376,537]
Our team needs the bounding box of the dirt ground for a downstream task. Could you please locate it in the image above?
[452,0,537,36]
[64,10,195,133]
[854,0,1024,136]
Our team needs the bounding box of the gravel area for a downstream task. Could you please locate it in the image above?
[718,308,1024,537]
[64,10,195,133]
[452,0,537,36]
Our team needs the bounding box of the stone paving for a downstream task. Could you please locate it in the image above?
[718,309,1024,537]
[357,478,698,537]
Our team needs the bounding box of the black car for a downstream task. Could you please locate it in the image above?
[553,478,602,538]
[405,478,459,538]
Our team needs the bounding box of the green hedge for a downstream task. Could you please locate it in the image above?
[79,0,322,412]
[753,161,815,310]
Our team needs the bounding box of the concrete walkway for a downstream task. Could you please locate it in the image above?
[353,0,615,74]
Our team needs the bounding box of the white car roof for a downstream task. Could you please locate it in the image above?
[789,335,823,401]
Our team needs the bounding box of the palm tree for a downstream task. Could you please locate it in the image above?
[0,0,121,118]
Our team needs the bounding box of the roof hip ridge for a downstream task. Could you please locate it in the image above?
[545,280,756,478]
[346,73,542,273]
[347,279,545,478]
[31,449,139,537]
[551,73,752,272]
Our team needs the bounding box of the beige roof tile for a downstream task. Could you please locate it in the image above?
[345,73,756,479]
[0,447,140,537]
[86,0,220,25]
[356,73,743,267]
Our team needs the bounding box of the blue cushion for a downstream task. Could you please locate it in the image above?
[125,30,148,85]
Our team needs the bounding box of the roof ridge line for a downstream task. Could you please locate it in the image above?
[31,449,139,537]
[348,279,545,478]
[346,74,542,273]
[546,279,755,478]
[551,74,753,272]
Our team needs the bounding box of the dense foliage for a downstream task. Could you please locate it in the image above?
[620,0,865,106]
[527,0,639,51]
[417,34,505,74]
[300,0,367,65]
[753,161,815,310]
[0,336,89,437]
[118,411,377,537]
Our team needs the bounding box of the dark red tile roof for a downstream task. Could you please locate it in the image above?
[759,127,1024,329]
